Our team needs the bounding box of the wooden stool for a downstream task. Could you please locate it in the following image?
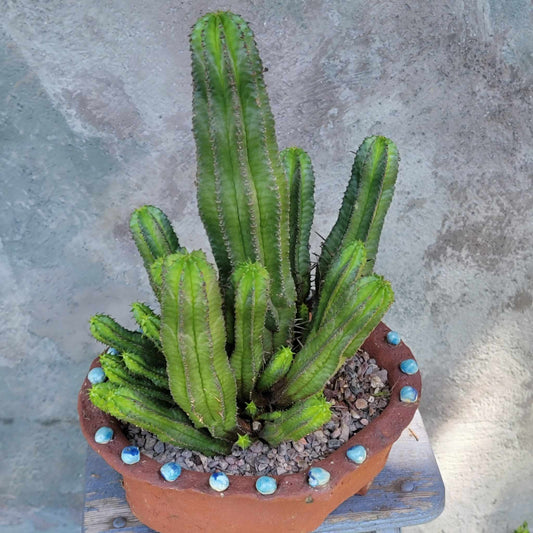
[83,410,444,533]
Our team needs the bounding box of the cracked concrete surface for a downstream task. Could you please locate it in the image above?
[1,1,532,532]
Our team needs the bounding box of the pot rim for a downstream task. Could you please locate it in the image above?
[78,321,421,499]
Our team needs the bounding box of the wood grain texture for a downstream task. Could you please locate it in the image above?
[83,411,444,533]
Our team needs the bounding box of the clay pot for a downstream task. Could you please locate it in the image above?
[78,322,421,533]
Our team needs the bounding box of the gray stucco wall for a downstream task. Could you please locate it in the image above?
[1,1,531,532]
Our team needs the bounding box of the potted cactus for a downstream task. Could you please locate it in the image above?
[78,10,421,533]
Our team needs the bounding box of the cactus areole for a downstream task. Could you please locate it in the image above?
[78,11,422,533]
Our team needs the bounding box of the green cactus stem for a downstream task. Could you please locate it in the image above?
[230,262,270,402]
[191,12,296,350]
[99,352,172,404]
[256,346,293,392]
[281,147,316,305]
[160,251,237,440]
[312,241,367,331]
[131,302,161,349]
[90,382,231,456]
[130,205,181,297]
[317,136,399,286]
[122,352,169,389]
[89,314,164,367]
[276,274,394,405]
[260,394,331,447]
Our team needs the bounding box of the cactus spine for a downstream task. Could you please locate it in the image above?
[281,147,316,305]
[160,251,237,440]
[230,262,270,402]
[191,12,296,350]
[317,136,399,286]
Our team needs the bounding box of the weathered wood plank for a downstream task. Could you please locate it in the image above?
[83,411,444,533]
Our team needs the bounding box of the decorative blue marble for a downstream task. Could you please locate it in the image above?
[121,446,140,465]
[255,476,277,495]
[160,462,182,482]
[346,444,367,464]
[400,359,419,375]
[94,426,114,444]
[400,386,419,403]
[209,472,229,492]
[106,347,119,356]
[87,367,106,384]
[386,331,401,345]
[308,467,330,487]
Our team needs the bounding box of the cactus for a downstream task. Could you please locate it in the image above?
[130,205,181,298]
[281,147,316,305]
[191,11,296,350]
[230,262,270,402]
[260,394,331,447]
[317,136,399,287]
[87,11,401,456]
[160,251,237,440]
[256,346,293,392]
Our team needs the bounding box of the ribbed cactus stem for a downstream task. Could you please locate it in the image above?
[89,314,164,367]
[122,352,169,389]
[131,302,161,349]
[230,262,270,402]
[312,241,367,331]
[260,394,331,447]
[130,205,181,298]
[160,251,237,440]
[256,346,293,392]
[90,382,231,456]
[276,274,394,405]
[317,136,399,286]
[191,12,296,350]
[281,147,315,305]
[99,353,172,403]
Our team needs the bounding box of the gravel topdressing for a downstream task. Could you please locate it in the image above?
[123,350,390,476]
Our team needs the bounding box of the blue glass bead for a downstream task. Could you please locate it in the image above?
[255,476,277,495]
[346,445,367,464]
[160,462,182,482]
[400,386,419,403]
[121,446,140,465]
[209,471,229,492]
[386,331,401,345]
[106,347,119,355]
[400,359,419,375]
[94,426,114,444]
[87,367,106,384]
[308,467,330,487]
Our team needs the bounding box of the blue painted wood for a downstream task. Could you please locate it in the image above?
[83,411,444,533]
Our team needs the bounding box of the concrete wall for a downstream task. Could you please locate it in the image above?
[1,1,531,531]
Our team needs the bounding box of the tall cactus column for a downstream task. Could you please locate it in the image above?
[191,12,296,350]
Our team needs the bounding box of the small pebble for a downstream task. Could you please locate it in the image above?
[87,367,106,384]
[160,462,182,482]
[308,467,330,487]
[209,472,230,492]
[386,331,401,345]
[121,446,140,465]
[400,386,419,403]
[256,476,277,495]
[346,445,367,464]
[355,398,368,410]
[400,359,419,375]
[94,426,113,444]
[106,347,119,355]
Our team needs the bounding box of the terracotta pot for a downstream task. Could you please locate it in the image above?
[78,321,421,533]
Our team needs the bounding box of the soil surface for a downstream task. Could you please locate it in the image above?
[123,350,390,476]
